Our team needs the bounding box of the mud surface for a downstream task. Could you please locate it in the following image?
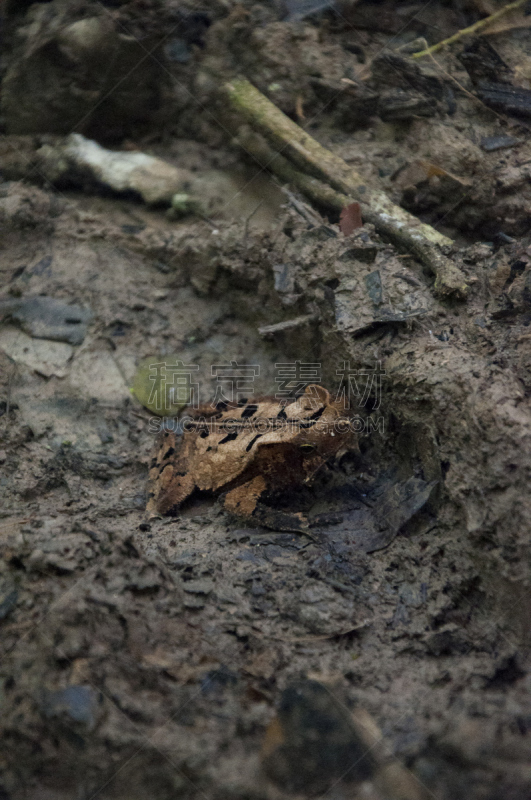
[1,2,531,799]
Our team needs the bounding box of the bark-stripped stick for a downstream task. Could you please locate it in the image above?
[412,0,528,59]
[223,78,468,298]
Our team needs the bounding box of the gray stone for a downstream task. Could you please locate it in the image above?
[3,296,92,345]
[42,685,102,731]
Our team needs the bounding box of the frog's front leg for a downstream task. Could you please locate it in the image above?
[224,477,310,534]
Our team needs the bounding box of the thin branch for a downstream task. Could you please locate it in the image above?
[224,80,468,298]
[412,0,528,59]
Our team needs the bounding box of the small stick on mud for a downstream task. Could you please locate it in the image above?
[223,79,468,299]
[411,0,528,59]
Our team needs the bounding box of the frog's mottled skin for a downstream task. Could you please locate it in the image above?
[146,385,357,532]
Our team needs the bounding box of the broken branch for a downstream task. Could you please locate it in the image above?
[224,80,468,298]
[411,0,528,59]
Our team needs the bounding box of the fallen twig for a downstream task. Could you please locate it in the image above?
[224,81,468,298]
[258,314,317,337]
[411,0,528,59]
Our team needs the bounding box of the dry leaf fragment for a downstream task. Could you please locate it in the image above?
[339,202,363,235]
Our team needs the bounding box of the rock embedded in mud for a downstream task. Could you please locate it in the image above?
[0,327,74,378]
[41,685,103,733]
[2,295,92,345]
[38,134,196,207]
[480,135,520,152]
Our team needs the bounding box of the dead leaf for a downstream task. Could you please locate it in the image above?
[339,202,362,236]
[394,159,471,192]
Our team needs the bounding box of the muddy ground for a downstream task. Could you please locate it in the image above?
[1,1,531,799]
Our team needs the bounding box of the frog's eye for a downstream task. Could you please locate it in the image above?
[299,443,316,453]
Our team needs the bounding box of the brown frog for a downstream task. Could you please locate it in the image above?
[146,384,358,532]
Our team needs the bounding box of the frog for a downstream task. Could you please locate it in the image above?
[146,384,358,532]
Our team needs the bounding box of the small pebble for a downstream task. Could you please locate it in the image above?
[480,135,520,152]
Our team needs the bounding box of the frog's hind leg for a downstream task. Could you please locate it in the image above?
[224,477,311,535]
[224,476,267,519]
